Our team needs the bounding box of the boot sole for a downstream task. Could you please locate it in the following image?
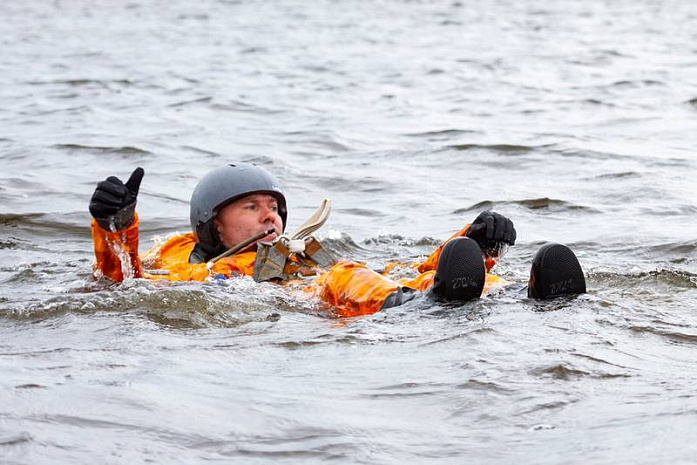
[432,237,485,301]
[528,243,586,299]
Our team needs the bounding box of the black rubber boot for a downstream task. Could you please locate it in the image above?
[528,243,586,299]
[430,237,485,302]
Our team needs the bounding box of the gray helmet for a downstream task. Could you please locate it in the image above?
[188,163,287,263]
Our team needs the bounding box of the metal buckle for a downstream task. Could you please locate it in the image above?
[252,236,336,283]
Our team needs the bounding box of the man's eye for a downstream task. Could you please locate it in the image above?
[270,205,278,212]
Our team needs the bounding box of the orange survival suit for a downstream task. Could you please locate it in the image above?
[92,216,502,317]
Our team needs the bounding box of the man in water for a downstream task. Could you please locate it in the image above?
[88,164,586,316]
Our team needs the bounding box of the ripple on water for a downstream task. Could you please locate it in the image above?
[1,277,326,329]
[0,239,21,250]
[628,326,697,345]
[302,173,394,193]
[51,144,153,156]
[362,234,441,248]
[453,197,599,214]
[27,78,137,88]
[210,99,286,115]
[531,363,630,380]
[586,171,643,180]
[0,212,98,236]
[0,432,32,446]
[404,129,480,141]
[167,96,213,108]
[319,231,369,259]
[363,381,451,399]
[447,143,536,153]
[455,379,513,393]
[589,269,697,291]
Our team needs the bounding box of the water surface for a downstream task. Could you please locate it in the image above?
[1,0,697,463]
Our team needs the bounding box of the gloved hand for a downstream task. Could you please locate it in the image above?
[465,211,516,255]
[89,167,144,231]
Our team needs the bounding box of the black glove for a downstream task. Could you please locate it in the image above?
[465,211,516,254]
[89,167,144,231]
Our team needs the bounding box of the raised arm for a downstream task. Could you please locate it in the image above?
[88,168,145,282]
[417,211,516,274]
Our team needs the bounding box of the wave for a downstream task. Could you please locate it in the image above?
[404,129,479,139]
[456,379,512,393]
[582,98,616,107]
[0,432,32,446]
[639,205,697,216]
[588,269,697,290]
[586,239,697,264]
[651,240,697,255]
[51,144,152,156]
[453,197,597,214]
[0,238,21,250]
[179,145,223,157]
[211,99,286,115]
[336,207,384,217]
[588,171,642,180]
[301,173,394,193]
[629,326,697,344]
[0,212,90,237]
[27,79,136,87]
[447,143,536,153]
[363,234,441,248]
[0,278,326,328]
[282,129,357,153]
[610,80,665,88]
[167,97,212,108]
[530,363,630,380]
[319,231,371,259]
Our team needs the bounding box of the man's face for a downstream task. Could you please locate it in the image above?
[214,193,283,250]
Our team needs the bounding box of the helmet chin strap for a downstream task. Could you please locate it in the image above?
[206,227,276,270]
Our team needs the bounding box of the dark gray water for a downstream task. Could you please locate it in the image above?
[2,0,697,463]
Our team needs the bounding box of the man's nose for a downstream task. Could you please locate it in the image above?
[260,206,278,224]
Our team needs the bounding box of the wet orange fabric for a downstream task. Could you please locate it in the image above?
[91,215,143,281]
[416,224,498,273]
[91,216,504,316]
[92,217,256,282]
[398,270,436,292]
[310,261,401,317]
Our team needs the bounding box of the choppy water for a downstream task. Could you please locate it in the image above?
[2,0,697,463]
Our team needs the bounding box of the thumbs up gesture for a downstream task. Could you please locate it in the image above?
[88,167,144,231]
